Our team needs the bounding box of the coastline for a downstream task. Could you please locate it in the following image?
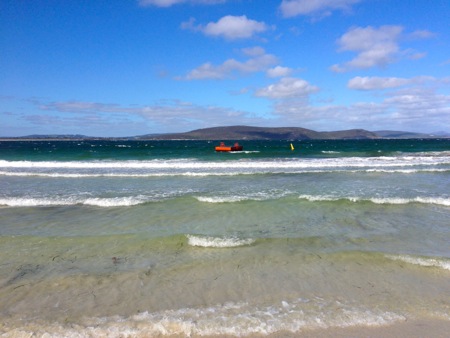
[2,318,449,337]
[1,125,447,141]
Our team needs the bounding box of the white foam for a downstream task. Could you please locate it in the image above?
[1,167,448,178]
[386,254,450,270]
[0,197,75,207]
[196,190,291,204]
[0,171,244,178]
[0,196,150,207]
[410,197,450,206]
[298,195,450,206]
[1,155,449,171]
[0,299,406,337]
[366,168,449,174]
[82,196,148,207]
[195,196,247,203]
[195,194,272,203]
[186,235,256,248]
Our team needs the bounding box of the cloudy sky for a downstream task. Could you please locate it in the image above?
[1,0,449,137]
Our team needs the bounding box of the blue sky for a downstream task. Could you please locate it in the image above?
[1,0,449,137]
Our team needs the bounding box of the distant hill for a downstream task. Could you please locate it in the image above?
[373,130,440,139]
[2,126,447,140]
[21,134,93,140]
[136,126,379,140]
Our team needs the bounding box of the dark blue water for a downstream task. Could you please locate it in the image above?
[1,138,448,161]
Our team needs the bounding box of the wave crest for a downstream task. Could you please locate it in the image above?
[186,235,256,248]
[385,254,450,270]
[0,196,150,207]
[298,195,450,206]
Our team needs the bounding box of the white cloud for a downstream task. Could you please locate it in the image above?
[255,77,319,99]
[385,87,450,113]
[182,15,269,40]
[179,48,278,80]
[381,88,450,131]
[38,101,125,114]
[348,76,410,90]
[15,78,450,136]
[267,79,450,132]
[408,30,435,39]
[348,76,439,90]
[331,25,434,72]
[266,66,293,78]
[264,97,394,131]
[331,25,403,72]
[138,0,226,7]
[280,0,361,18]
[30,99,265,134]
[269,95,450,132]
[242,46,266,57]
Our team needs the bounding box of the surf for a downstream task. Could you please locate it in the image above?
[186,235,256,248]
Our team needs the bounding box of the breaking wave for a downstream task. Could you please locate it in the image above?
[0,299,407,337]
[298,195,450,206]
[186,235,256,248]
[1,155,449,173]
[195,190,291,203]
[385,254,450,271]
[0,196,153,207]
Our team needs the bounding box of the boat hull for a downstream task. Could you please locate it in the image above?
[215,145,243,152]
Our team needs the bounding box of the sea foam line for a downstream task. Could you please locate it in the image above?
[1,156,449,170]
[195,191,291,203]
[298,195,450,206]
[0,196,152,207]
[385,254,450,271]
[1,168,447,178]
[186,235,256,248]
[0,171,244,178]
[0,300,406,337]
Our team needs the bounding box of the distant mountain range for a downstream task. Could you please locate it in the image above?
[137,126,448,140]
[2,126,448,140]
[373,130,450,139]
[138,126,378,140]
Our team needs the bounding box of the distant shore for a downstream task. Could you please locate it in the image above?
[0,125,447,141]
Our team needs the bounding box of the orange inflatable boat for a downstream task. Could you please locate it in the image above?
[215,142,243,152]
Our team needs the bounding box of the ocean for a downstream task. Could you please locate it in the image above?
[0,139,449,337]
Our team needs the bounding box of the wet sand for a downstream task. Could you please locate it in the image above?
[266,319,450,338]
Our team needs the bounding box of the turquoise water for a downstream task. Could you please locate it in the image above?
[0,139,449,336]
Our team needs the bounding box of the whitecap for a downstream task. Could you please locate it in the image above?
[0,196,151,207]
[298,195,450,206]
[385,254,450,271]
[186,235,255,248]
[82,196,148,207]
[195,196,246,203]
[0,197,74,207]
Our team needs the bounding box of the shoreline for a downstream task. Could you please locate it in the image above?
[1,318,449,337]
